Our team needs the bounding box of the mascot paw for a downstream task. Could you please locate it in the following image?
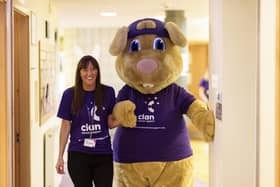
[203,110,215,142]
[113,100,137,128]
[187,99,215,142]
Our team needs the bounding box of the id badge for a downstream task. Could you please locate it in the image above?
[83,138,96,148]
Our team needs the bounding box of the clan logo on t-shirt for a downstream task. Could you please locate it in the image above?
[81,105,102,134]
[137,97,160,123]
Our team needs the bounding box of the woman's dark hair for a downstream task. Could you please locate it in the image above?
[71,55,105,115]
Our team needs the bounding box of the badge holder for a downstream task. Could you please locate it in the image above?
[83,137,96,148]
[84,104,97,148]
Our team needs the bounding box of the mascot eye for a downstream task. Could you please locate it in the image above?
[129,39,141,52]
[153,38,166,51]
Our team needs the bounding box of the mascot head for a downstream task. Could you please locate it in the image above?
[109,18,187,94]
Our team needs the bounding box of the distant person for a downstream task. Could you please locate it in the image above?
[199,71,209,103]
[55,55,115,187]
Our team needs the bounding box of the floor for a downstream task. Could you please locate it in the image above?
[191,139,209,187]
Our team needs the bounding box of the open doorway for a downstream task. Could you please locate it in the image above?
[13,9,31,187]
[43,1,211,186]
[58,19,210,187]
[188,42,209,186]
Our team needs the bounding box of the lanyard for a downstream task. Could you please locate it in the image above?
[86,100,95,139]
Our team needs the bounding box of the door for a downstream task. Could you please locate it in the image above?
[13,9,31,187]
[0,2,8,187]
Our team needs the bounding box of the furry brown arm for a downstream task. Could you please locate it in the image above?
[186,99,215,142]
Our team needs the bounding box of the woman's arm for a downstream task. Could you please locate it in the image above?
[56,119,71,174]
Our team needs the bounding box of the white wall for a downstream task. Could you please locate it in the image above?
[187,17,209,42]
[14,0,59,186]
[259,0,276,186]
[210,0,277,186]
[62,28,124,92]
[209,0,258,186]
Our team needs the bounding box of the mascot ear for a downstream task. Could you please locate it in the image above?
[109,26,129,56]
[165,22,187,47]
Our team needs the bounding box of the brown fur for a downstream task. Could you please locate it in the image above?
[109,26,128,56]
[110,19,215,187]
[110,19,214,139]
[110,22,187,94]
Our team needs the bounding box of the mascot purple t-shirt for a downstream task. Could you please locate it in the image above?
[113,83,195,163]
[57,86,115,154]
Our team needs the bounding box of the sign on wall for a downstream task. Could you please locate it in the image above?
[39,40,58,125]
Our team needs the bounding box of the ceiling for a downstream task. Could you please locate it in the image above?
[53,0,209,28]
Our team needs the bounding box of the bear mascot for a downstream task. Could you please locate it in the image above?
[109,18,215,187]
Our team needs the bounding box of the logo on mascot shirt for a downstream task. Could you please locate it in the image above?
[137,96,160,123]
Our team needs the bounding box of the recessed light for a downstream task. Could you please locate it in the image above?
[100,12,117,17]
[17,0,25,4]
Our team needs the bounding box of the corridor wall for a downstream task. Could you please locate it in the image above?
[209,0,277,186]
[14,0,59,186]
[258,0,277,186]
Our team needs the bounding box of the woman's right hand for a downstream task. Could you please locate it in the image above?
[56,158,65,174]
[108,114,120,129]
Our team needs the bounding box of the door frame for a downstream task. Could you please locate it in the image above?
[1,1,13,187]
[0,1,8,186]
[276,0,279,186]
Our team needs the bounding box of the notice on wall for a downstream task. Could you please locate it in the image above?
[215,92,222,121]
[39,40,58,125]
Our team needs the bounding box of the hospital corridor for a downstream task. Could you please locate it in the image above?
[0,0,279,187]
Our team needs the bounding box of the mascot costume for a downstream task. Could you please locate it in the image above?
[109,18,215,187]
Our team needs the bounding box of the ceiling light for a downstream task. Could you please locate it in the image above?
[100,12,117,17]
[17,0,25,4]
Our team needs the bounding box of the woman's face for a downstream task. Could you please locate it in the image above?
[80,62,98,89]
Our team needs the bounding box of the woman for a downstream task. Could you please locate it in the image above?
[199,71,209,103]
[55,55,115,187]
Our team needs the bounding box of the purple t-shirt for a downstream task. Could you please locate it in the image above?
[57,85,115,154]
[113,83,196,163]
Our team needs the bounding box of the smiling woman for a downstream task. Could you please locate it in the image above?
[56,55,116,187]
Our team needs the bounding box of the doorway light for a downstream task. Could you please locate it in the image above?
[100,12,117,17]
